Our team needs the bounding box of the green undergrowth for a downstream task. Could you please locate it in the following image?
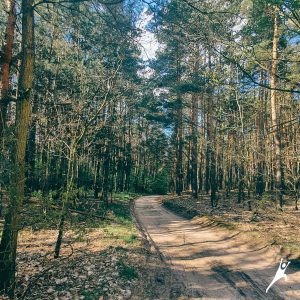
[11,193,147,299]
[18,192,138,231]
[0,192,141,249]
[117,258,139,280]
[94,193,139,246]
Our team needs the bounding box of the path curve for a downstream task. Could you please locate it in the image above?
[134,196,300,299]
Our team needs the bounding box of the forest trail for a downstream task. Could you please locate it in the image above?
[134,196,300,299]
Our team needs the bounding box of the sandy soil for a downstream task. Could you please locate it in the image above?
[134,196,300,299]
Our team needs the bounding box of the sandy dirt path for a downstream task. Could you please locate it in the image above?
[134,196,300,299]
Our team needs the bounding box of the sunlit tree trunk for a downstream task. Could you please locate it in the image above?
[191,97,198,197]
[256,70,265,196]
[0,0,34,295]
[207,86,217,207]
[175,44,183,196]
[191,57,199,198]
[206,53,217,207]
[0,0,16,138]
[270,7,283,207]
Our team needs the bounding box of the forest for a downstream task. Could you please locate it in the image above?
[0,0,299,299]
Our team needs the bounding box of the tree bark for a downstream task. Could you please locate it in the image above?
[207,86,216,207]
[206,53,216,207]
[191,55,199,198]
[0,0,34,295]
[175,44,183,196]
[0,0,16,138]
[102,144,111,207]
[54,147,75,258]
[270,7,283,207]
[256,70,266,196]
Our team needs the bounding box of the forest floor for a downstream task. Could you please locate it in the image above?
[135,195,300,299]
[0,193,177,300]
[163,192,300,261]
[1,192,299,299]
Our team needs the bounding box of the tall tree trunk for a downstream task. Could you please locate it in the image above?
[256,70,265,196]
[0,0,34,295]
[0,0,16,138]
[207,53,217,207]
[125,142,132,191]
[205,125,210,194]
[191,56,199,198]
[238,165,245,204]
[26,107,37,192]
[94,160,100,199]
[270,7,283,208]
[186,139,191,190]
[207,86,216,207]
[176,98,183,195]
[102,144,111,207]
[191,95,198,198]
[175,44,183,196]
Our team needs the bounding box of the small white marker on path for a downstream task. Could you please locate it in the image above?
[266,258,290,293]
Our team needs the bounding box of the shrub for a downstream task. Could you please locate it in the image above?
[149,172,169,195]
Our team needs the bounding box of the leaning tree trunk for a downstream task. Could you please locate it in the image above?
[270,7,284,208]
[0,0,34,296]
[0,0,16,138]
